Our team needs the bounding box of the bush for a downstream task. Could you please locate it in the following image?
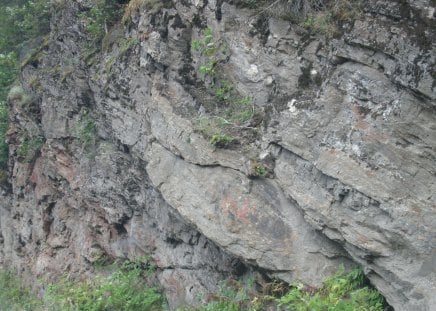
[0,265,388,311]
[47,258,164,311]
[278,267,386,311]
[80,0,126,42]
[0,0,51,53]
[210,133,235,147]
[76,113,97,149]
[16,133,44,162]
[0,0,53,171]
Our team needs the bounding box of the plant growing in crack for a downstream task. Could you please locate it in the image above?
[76,112,97,156]
[191,28,262,148]
[16,131,44,163]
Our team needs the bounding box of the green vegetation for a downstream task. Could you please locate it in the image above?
[301,0,361,36]
[0,265,387,310]
[47,257,164,311]
[0,269,43,311]
[0,0,52,173]
[235,0,360,34]
[0,99,9,170]
[0,0,51,53]
[76,113,97,150]
[0,257,164,311]
[17,132,44,162]
[278,267,385,311]
[80,0,126,42]
[191,29,259,148]
[191,28,219,79]
[209,133,235,148]
[252,161,267,177]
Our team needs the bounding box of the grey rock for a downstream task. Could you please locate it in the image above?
[1,0,435,310]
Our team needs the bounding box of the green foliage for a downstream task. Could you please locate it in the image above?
[214,80,232,101]
[0,0,51,53]
[122,0,163,24]
[80,0,125,42]
[47,258,164,311]
[119,37,139,55]
[253,162,267,177]
[76,113,97,152]
[0,52,18,100]
[302,0,361,37]
[192,29,258,147]
[17,133,44,162]
[278,267,385,311]
[0,269,43,311]
[0,101,9,170]
[209,133,235,148]
[0,265,387,311]
[199,60,217,76]
[227,96,255,125]
[194,117,236,148]
[197,277,271,311]
[191,28,219,78]
[0,0,52,172]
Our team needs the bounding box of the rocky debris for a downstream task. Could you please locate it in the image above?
[0,0,435,310]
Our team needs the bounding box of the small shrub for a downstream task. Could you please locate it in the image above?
[278,267,386,311]
[0,269,42,311]
[198,276,273,311]
[119,37,139,55]
[192,28,220,79]
[47,257,164,311]
[209,133,235,148]
[76,113,97,149]
[17,134,44,162]
[214,80,233,101]
[253,163,267,177]
[80,0,124,42]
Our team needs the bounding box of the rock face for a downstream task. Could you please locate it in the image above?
[0,0,435,310]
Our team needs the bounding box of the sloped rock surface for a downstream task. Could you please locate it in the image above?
[0,0,435,310]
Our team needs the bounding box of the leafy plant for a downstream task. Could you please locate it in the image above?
[192,28,220,79]
[80,0,124,42]
[253,163,267,177]
[214,80,233,101]
[16,133,44,162]
[209,133,235,148]
[278,267,385,311]
[0,269,43,311]
[0,0,51,53]
[197,276,272,311]
[76,113,97,149]
[47,257,164,311]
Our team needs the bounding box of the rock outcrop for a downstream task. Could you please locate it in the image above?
[0,0,435,310]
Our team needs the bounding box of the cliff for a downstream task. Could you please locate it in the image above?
[0,0,435,310]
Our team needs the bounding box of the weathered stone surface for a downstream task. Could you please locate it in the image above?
[0,0,435,310]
